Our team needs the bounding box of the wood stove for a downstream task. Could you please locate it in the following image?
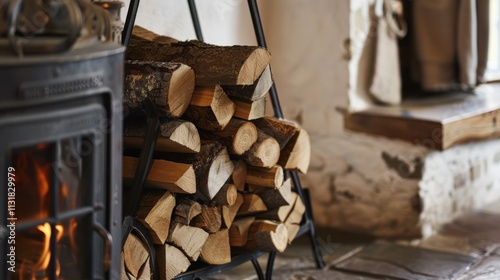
[0,1,124,279]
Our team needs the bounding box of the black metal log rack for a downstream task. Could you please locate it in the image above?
[120,1,326,279]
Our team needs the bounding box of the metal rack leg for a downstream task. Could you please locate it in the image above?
[187,0,204,41]
[122,0,141,46]
[251,258,265,280]
[265,252,277,279]
[247,0,284,119]
[291,172,326,269]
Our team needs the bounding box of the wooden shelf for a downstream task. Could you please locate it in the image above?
[344,84,500,150]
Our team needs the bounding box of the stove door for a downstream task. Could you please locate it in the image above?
[0,101,109,280]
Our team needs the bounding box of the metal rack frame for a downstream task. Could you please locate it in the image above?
[120,1,326,279]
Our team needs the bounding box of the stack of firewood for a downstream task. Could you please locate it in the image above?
[120,27,310,280]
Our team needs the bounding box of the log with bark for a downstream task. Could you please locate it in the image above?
[284,192,306,243]
[278,126,311,174]
[221,65,272,101]
[127,32,271,86]
[252,116,299,149]
[199,119,258,155]
[135,190,176,244]
[190,205,222,233]
[182,85,236,131]
[237,194,268,216]
[173,198,202,225]
[124,117,200,153]
[159,142,234,201]
[245,220,289,253]
[124,60,194,117]
[256,177,292,209]
[123,156,196,194]
[242,129,280,168]
[229,216,255,247]
[231,96,267,120]
[246,165,284,189]
[211,183,237,206]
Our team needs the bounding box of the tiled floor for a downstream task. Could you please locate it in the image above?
[207,200,500,280]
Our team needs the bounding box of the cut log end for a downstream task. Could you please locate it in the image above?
[232,121,258,155]
[254,223,289,253]
[237,49,272,85]
[169,64,195,117]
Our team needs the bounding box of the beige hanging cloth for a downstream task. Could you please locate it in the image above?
[412,0,489,91]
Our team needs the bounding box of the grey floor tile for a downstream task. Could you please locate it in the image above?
[333,242,477,280]
[454,255,500,280]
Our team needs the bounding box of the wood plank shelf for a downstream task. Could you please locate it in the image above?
[344,84,500,150]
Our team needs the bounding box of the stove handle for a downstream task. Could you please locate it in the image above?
[93,222,113,272]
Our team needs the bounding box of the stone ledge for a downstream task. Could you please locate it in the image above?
[303,132,500,238]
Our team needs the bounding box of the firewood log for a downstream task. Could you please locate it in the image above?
[211,183,237,206]
[182,85,235,131]
[256,178,292,209]
[231,160,248,192]
[160,142,234,201]
[257,203,294,222]
[285,192,306,243]
[199,119,258,155]
[173,198,202,225]
[190,205,222,233]
[123,234,149,278]
[246,165,284,189]
[128,31,271,85]
[242,129,280,168]
[221,65,272,101]
[227,193,244,226]
[237,194,268,216]
[220,205,232,229]
[252,116,299,149]
[124,117,200,153]
[132,26,178,45]
[167,222,209,262]
[246,220,289,253]
[122,156,196,194]
[124,60,194,117]
[229,216,255,247]
[156,244,191,280]
[231,96,267,120]
[135,190,176,244]
[137,257,151,280]
[278,127,311,174]
[200,229,231,265]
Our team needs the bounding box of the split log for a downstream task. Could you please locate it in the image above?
[252,116,299,149]
[123,234,149,278]
[278,127,311,174]
[121,252,132,280]
[220,205,232,229]
[228,193,244,225]
[246,165,284,189]
[182,85,235,131]
[135,190,176,244]
[242,129,280,168]
[122,156,196,194]
[127,33,271,85]
[124,117,200,153]
[229,216,255,247]
[137,257,152,280]
[160,142,234,201]
[132,26,178,45]
[232,96,267,120]
[285,192,306,243]
[221,65,272,101]
[174,198,202,225]
[199,119,258,155]
[167,222,210,261]
[156,244,191,280]
[232,160,248,192]
[211,183,237,206]
[237,194,268,216]
[190,205,222,233]
[124,60,194,117]
[246,220,289,253]
[200,229,231,265]
[256,178,292,209]
[257,204,294,222]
